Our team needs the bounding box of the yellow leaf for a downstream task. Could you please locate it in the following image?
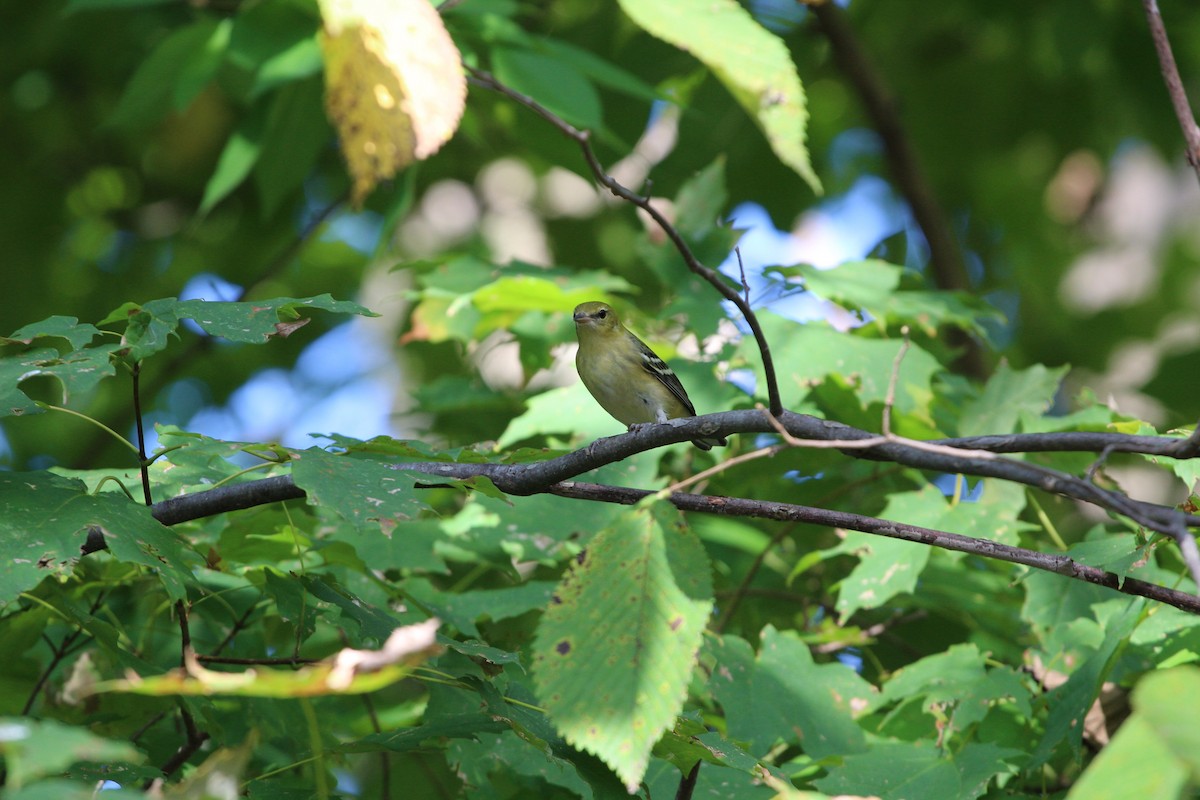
[320,0,465,206]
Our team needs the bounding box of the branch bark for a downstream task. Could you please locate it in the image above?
[1141,0,1200,183]
[467,66,786,416]
[142,412,1200,614]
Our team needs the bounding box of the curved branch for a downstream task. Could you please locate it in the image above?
[1141,0,1200,182]
[466,66,785,416]
[547,481,1200,615]
[144,466,1200,615]
[147,412,1200,537]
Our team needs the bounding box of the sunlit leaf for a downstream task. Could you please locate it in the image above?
[617,0,820,193]
[319,0,466,205]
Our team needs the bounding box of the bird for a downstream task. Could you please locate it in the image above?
[572,301,725,450]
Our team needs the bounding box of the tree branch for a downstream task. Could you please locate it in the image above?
[1141,0,1200,183]
[466,66,786,416]
[142,412,1200,612]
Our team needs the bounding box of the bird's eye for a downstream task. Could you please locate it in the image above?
[596,310,607,319]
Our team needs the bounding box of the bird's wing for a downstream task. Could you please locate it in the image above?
[634,336,697,416]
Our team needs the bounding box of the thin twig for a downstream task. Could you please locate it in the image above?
[881,327,910,436]
[735,246,751,306]
[20,592,105,715]
[195,654,319,666]
[1141,0,1200,182]
[467,65,785,416]
[547,481,1200,614]
[132,363,153,506]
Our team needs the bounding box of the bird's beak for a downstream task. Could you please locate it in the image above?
[573,311,590,324]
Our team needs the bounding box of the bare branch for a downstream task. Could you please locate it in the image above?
[466,66,786,415]
[1141,0,1200,183]
[140,407,1200,612]
[546,481,1200,614]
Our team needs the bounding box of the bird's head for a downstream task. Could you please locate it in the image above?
[572,301,621,334]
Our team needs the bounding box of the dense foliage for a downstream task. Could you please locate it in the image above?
[3,1,1200,798]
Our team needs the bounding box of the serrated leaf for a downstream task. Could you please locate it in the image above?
[0,472,198,609]
[617,0,820,193]
[291,448,433,535]
[2,316,102,350]
[749,314,942,423]
[0,344,121,417]
[532,503,713,791]
[772,259,901,315]
[319,0,465,205]
[175,295,376,343]
[708,629,871,758]
[959,362,1068,437]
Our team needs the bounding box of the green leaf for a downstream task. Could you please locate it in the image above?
[532,502,713,791]
[772,259,902,315]
[1065,530,1144,584]
[107,19,222,130]
[253,77,331,218]
[102,297,183,361]
[1130,666,1200,782]
[0,472,197,609]
[708,628,871,759]
[301,574,419,640]
[958,362,1068,437]
[491,46,602,131]
[498,382,623,447]
[1064,714,1189,799]
[815,737,1023,800]
[617,0,820,194]
[0,344,121,417]
[1029,598,1145,766]
[534,36,661,103]
[878,644,1032,737]
[227,0,322,97]
[673,157,728,241]
[885,289,1005,341]
[200,105,266,214]
[2,316,102,350]
[291,448,433,535]
[749,315,942,424]
[814,739,961,799]
[405,578,557,638]
[174,295,376,343]
[0,717,143,790]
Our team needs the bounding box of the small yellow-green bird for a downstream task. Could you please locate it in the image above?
[572,301,725,450]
